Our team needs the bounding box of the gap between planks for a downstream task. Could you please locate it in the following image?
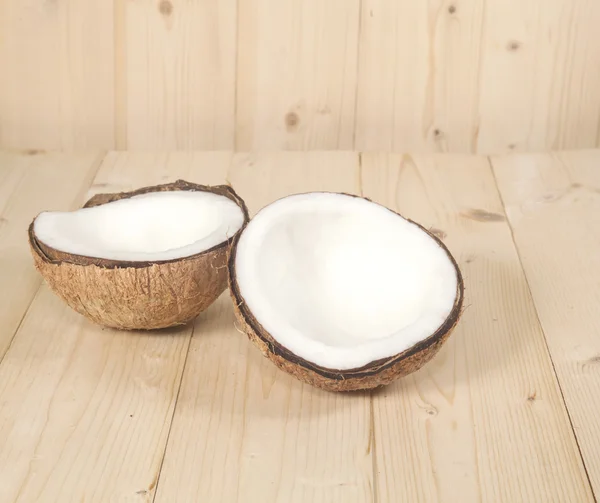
[1,151,594,502]
[488,154,598,501]
[0,151,234,502]
[0,151,107,367]
[150,325,195,503]
[488,155,598,501]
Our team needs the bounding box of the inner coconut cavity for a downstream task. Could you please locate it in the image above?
[234,193,459,370]
[34,190,245,262]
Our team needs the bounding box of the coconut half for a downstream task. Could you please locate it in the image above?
[29,180,249,330]
[228,192,464,391]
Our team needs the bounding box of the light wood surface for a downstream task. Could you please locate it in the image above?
[235,1,359,150]
[0,151,103,359]
[123,0,237,150]
[2,0,600,153]
[0,2,115,149]
[0,150,599,502]
[491,150,600,497]
[355,0,484,153]
[361,153,592,502]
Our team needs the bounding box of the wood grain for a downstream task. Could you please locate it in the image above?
[476,0,600,153]
[360,153,594,502]
[492,150,600,497]
[354,0,484,153]
[0,151,103,360]
[0,1,114,149]
[235,0,360,150]
[124,0,237,149]
[0,152,232,502]
[2,1,600,152]
[0,289,189,503]
[1,150,599,502]
[154,152,374,503]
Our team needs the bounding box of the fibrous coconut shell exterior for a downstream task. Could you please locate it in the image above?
[228,199,464,392]
[29,180,249,330]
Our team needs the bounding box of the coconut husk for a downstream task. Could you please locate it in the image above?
[227,200,464,392]
[29,180,249,330]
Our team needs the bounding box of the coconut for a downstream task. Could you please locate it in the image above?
[29,180,249,330]
[228,192,464,391]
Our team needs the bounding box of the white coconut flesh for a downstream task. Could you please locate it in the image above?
[234,193,459,370]
[33,191,245,262]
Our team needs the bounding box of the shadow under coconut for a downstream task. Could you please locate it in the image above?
[243,343,404,420]
[199,335,373,419]
[99,322,192,338]
[370,255,532,398]
[158,295,352,419]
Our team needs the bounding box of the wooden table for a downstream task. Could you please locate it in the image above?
[0,150,598,502]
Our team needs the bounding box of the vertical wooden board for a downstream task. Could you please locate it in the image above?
[492,150,600,496]
[0,151,103,360]
[124,0,237,149]
[0,152,232,502]
[154,152,374,503]
[354,0,484,153]
[235,0,360,150]
[0,1,114,149]
[476,0,600,154]
[360,153,593,502]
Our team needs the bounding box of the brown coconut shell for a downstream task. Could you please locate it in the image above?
[227,195,464,392]
[29,180,249,330]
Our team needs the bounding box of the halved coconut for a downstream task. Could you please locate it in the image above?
[29,180,249,330]
[228,192,463,391]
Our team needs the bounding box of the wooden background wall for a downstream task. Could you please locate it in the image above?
[1,0,599,153]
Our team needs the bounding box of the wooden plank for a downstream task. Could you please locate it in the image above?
[154,152,374,503]
[355,0,600,154]
[0,152,232,502]
[2,0,600,153]
[235,0,360,150]
[492,150,600,496]
[0,150,104,360]
[0,2,114,149]
[476,0,600,153]
[124,0,237,149]
[354,0,485,153]
[360,153,593,502]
